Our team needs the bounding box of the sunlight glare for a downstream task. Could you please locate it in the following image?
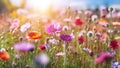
[29,0,51,12]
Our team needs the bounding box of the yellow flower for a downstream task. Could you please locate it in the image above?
[9,11,17,18]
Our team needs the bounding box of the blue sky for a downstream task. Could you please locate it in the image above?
[10,0,120,10]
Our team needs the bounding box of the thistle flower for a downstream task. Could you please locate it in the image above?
[60,34,72,42]
[14,42,35,52]
[45,23,62,34]
[110,40,119,50]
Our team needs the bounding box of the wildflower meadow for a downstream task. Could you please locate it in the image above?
[0,0,120,68]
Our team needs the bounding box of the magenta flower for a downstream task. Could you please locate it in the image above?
[14,42,35,52]
[95,52,113,64]
[60,34,72,42]
[45,23,62,34]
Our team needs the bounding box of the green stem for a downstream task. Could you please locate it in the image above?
[63,42,66,68]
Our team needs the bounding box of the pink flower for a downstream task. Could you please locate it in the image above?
[10,18,20,29]
[84,10,93,16]
[67,46,73,51]
[45,23,62,34]
[95,52,113,64]
[56,52,65,56]
[117,12,120,18]
[106,13,117,18]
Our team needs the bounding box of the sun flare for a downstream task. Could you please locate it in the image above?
[29,0,51,12]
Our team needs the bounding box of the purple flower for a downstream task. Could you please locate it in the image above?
[111,60,119,68]
[89,51,94,56]
[14,42,35,52]
[45,23,62,34]
[60,34,72,42]
[34,53,49,65]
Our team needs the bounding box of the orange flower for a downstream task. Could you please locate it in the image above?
[97,18,108,23]
[97,19,108,26]
[0,52,10,61]
[28,31,42,40]
[93,25,106,32]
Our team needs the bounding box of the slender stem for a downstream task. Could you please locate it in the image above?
[63,42,66,67]
[43,65,46,68]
